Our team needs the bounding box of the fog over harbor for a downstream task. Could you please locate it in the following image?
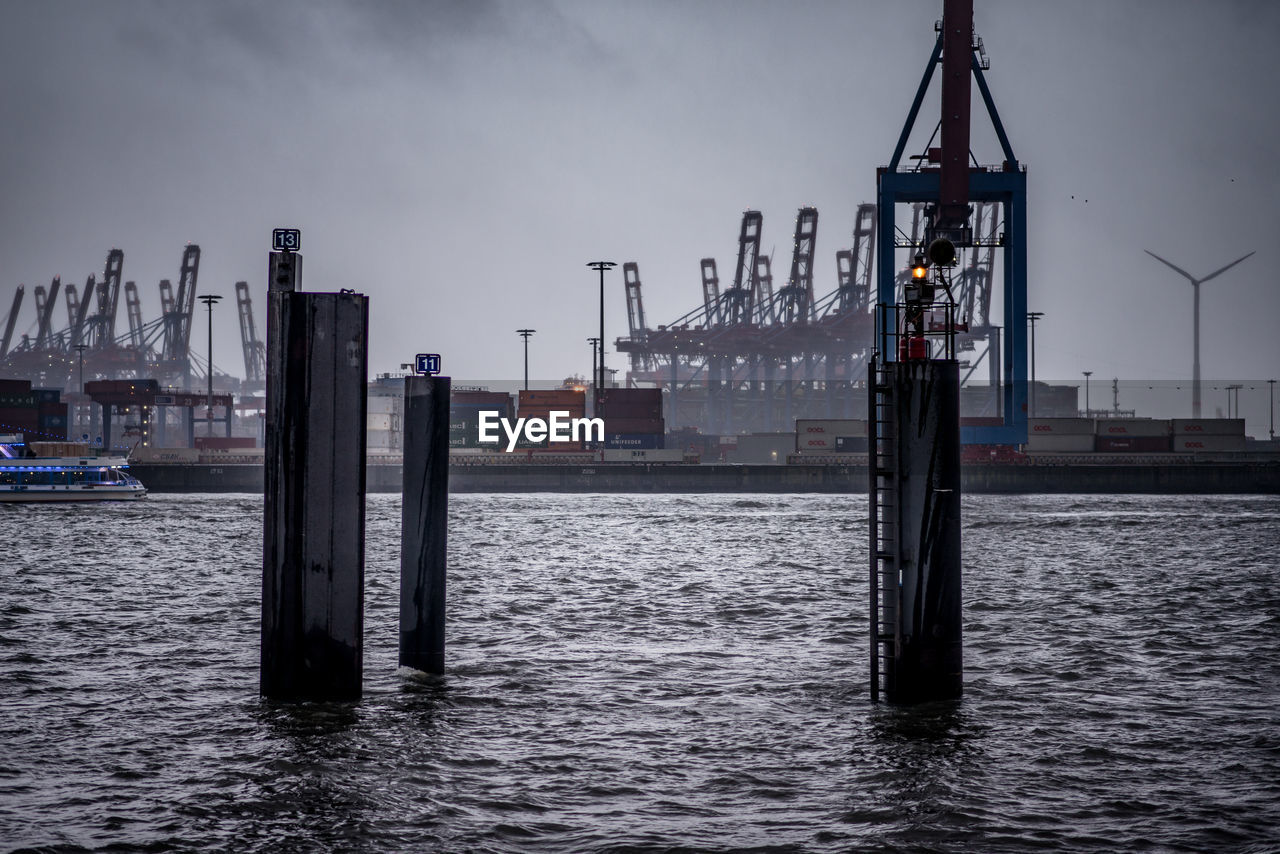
[1,1,1276,394]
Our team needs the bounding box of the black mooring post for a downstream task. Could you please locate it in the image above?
[260,249,369,701]
[892,358,962,703]
[400,374,450,674]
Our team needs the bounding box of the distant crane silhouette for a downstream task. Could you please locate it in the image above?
[1144,249,1255,418]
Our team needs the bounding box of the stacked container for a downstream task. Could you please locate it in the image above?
[449,390,512,449]
[1094,419,1171,453]
[0,379,38,436]
[1025,418,1095,453]
[1170,419,1246,453]
[517,389,587,450]
[595,388,664,449]
[794,419,867,454]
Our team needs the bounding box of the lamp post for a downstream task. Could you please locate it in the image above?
[74,343,87,439]
[587,337,600,389]
[587,261,616,391]
[1269,379,1275,440]
[1226,383,1243,419]
[198,294,222,437]
[1027,311,1043,418]
[1082,370,1092,417]
[516,329,535,391]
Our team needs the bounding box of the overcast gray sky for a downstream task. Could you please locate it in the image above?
[2,0,1277,387]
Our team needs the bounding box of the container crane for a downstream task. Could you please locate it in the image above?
[235,280,266,386]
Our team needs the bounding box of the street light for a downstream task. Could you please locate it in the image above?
[516,329,535,391]
[587,337,600,388]
[1027,311,1044,418]
[1226,383,1243,419]
[587,261,616,391]
[74,343,87,439]
[198,294,222,436]
[1269,379,1276,441]
[1082,370,1092,417]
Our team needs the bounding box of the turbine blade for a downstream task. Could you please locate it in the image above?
[1198,251,1256,284]
[1143,249,1196,282]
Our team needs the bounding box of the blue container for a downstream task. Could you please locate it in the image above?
[604,433,664,450]
[33,388,60,404]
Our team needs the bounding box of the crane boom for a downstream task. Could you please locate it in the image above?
[36,277,61,350]
[124,281,144,348]
[235,280,265,383]
[0,285,22,358]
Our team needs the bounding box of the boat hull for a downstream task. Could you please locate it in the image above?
[0,485,147,502]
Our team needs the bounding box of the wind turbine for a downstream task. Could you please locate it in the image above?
[1144,249,1255,418]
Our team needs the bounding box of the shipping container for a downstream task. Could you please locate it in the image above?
[0,407,39,429]
[32,388,60,404]
[132,446,200,463]
[602,448,683,463]
[1095,419,1170,437]
[602,416,665,434]
[519,389,586,405]
[834,435,869,452]
[596,388,662,406]
[1024,435,1095,453]
[0,393,37,408]
[795,418,867,436]
[369,430,398,449]
[0,379,32,394]
[194,436,257,451]
[604,433,665,449]
[1029,417,1094,435]
[368,412,394,432]
[1095,436,1171,453]
[38,401,68,417]
[367,395,401,414]
[1025,434,1097,453]
[1173,434,1246,453]
[598,402,663,419]
[1170,418,1245,436]
[452,390,513,407]
[38,414,67,429]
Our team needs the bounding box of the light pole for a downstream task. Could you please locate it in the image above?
[1269,379,1275,440]
[198,294,222,437]
[587,337,600,388]
[74,343,87,439]
[516,329,535,391]
[1226,384,1243,419]
[1082,370,1092,417]
[1027,311,1043,418]
[587,261,616,391]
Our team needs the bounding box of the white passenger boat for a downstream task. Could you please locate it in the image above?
[0,440,147,502]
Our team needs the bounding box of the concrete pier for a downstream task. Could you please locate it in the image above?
[399,375,451,674]
[260,250,369,701]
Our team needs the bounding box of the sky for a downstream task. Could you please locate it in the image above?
[2,0,1278,394]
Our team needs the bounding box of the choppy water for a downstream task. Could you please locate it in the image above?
[1,493,1278,852]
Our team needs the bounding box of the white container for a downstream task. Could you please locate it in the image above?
[367,395,401,415]
[367,429,397,448]
[1171,419,1244,436]
[1029,418,1094,435]
[1173,434,1246,453]
[367,413,394,432]
[1095,419,1170,438]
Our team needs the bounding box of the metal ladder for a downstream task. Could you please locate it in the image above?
[868,355,900,702]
